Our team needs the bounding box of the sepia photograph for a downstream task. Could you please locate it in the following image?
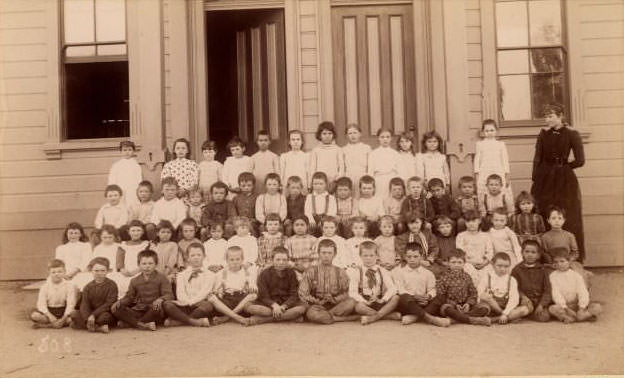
[0,0,623,377]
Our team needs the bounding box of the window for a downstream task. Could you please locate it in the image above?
[495,0,568,123]
[62,0,129,139]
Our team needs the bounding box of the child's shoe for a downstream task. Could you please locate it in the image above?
[468,316,491,326]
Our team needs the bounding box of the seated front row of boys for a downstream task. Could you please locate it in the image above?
[31,236,601,331]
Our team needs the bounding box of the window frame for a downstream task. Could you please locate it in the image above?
[492,0,571,128]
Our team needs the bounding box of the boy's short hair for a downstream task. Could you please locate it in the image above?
[238,172,256,185]
[231,216,251,229]
[349,216,367,228]
[227,136,246,151]
[521,239,541,253]
[427,178,444,190]
[389,177,405,192]
[292,215,310,225]
[405,213,424,225]
[492,207,509,217]
[264,172,281,186]
[210,181,229,195]
[88,256,110,270]
[286,175,303,188]
[448,248,467,262]
[208,220,225,231]
[201,140,217,152]
[161,176,179,188]
[127,219,146,232]
[317,238,337,253]
[486,174,503,185]
[405,242,423,255]
[311,171,328,184]
[119,140,136,151]
[272,246,289,259]
[138,180,154,193]
[359,175,375,188]
[549,247,570,261]
[492,252,511,264]
[264,213,281,225]
[104,184,123,197]
[137,249,158,265]
[546,205,566,218]
[315,121,336,141]
[433,215,454,231]
[379,215,394,226]
[359,240,378,255]
[407,176,423,185]
[458,176,475,187]
[100,224,119,240]
[48,258,66,270]
[481,118,498,131]
[319,215,338,228]
[187,242,205,256]
[256,129,270,140]
[335,176,353,190]
[463,209,481,222]
[179,217,198,230]
[225,245,244,259]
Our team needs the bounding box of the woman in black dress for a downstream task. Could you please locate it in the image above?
[531,104,586,261]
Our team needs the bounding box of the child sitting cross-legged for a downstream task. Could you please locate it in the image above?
[392,243,451,327]
[347,241,400,325]
[511,240,552,322]
[210,246,257,326]
[436,248,491,326]
[70,257,118,333]
[548,247,601,323]
[31,259,76,329]
[162,243,214,327]
[477,253,528,325]
[298,239,358,324]
[111,249,174,331]
[245,247,308,325]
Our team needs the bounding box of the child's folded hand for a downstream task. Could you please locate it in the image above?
[152,298,164,311]
[111,301,121,312]
[498,314,508,324]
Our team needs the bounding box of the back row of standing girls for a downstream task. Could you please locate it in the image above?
[152,120,510,203]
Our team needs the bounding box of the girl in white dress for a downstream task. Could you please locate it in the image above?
[473,119,512,197]
[308,121,344,190]
[416,131,450,191]
[108,140,142,207]
[396,132,417,185]
[280,130,310,193]
[54,222,92,290]
[368,128,400,200]
[341,124,371,197]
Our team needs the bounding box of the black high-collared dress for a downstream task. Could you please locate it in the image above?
[531,125,585,261]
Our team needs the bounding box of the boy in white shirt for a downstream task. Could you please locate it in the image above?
[31,259,76,329]
[94,184,129,230]
[223,137,254,197]
[163,243,214,327]
[151,177,188,229]
[226,216,258,268]
[548,248,601,323]
[108,140,142,207]
[356,175,385,237]
[348,241,400,325]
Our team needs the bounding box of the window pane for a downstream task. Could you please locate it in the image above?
[65,61,129,139]
[64,0,94,43]
[499,75,531,120]
[95,0,126,42]
[529,0,562,46]
[496,1,528,47]
[497,50,529,74]
[531,73,564,119]
[530,48,563,73]
[65,46,96,57]
[97,44,127,56]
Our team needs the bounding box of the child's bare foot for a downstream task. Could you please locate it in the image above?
[199,318,211,327]
[245,317,259,327]
[401,315,418,325]
[469,316,491,326]
[97,325,110,334]
[212,316,230,325]
[294,316,304,323]
[164,318,183,327]
[424,314,451,327]
[87,322,95,332]
[117,320,128,328]
[361,315,379,325]
[383,312,402,321]
[137,321,156,331]
[31,322,50,329]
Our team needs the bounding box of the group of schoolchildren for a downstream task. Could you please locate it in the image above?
[31,120,601,333]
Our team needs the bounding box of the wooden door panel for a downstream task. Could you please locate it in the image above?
[332,5,416,146]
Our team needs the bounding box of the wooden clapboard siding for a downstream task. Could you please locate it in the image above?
[465,1,482,130]
[299,0,321,138]
[0,0,121,279]
[570,1,624,266]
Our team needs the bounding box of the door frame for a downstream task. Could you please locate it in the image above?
[187,0,300,156]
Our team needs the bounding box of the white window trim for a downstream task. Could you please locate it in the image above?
[42,0,163,160]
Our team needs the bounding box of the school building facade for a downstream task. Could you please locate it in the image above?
[0,0,622,279]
